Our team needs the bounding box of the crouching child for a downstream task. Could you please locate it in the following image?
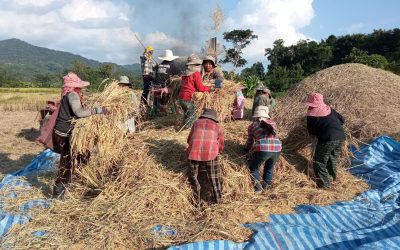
[186,108,224,205]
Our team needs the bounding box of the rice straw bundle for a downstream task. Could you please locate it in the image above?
[193,80,240,122]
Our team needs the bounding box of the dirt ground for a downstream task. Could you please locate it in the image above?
[0,111,45,178]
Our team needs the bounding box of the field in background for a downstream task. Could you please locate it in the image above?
[0,88,60,111]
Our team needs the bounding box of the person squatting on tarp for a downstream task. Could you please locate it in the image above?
[305,92,345,189]
[251,83,276,116]
[117,76,138,134]
[201,55,224,88]
[140,45,155,105]
[178,54,211,129]
[231,85,246,120]
[245,106,282,193]
[186,108,224,205]
[52,73,108,198]
[150,49,180,116]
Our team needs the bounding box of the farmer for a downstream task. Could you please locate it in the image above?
[251,83,276,116]
[52,72,107,197]
[245,106,282,192]
[150,49,179,116]
[178,54,211,129]
[187,108,224,204]
[231,85,246,120]
[118,75,138,133]
[305,92,345,189]
[140,45,155,105]
[201,55,224,88]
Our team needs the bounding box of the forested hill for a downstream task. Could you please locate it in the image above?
[0,38,141,87]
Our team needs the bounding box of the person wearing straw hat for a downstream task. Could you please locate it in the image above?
[245,106,282,193]
[186,108,224,204]
[305,92,345,189]
[178,54,212,129]
[150,49,180,116]
[251,83,276,116]
[52,72,107,198]
[117,76,138,133]
[140,45,155,105]
[202,55,224,88]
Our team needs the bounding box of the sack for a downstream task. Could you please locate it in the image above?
[37,104,60,151]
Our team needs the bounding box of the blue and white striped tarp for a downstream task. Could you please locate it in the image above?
[168,136,400,250]
[0,149,59,237]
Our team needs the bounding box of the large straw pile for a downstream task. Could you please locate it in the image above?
[4,65,386,249]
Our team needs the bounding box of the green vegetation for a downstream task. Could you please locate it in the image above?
[223,28,400,96]
[0,38,141,88]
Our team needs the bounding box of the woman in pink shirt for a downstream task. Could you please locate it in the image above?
[178,54,211,129]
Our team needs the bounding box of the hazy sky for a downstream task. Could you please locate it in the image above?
[0,0,399,66]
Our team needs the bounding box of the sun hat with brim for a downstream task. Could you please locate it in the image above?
[199,108,219,123]
[253,106,270,119]
[63,72,90,88]
[307,106,332,117]
[118,76,130,85]
[158,49,179,61]
[304,92,327,108]
[202,55,216,68]
[186,54,203,66]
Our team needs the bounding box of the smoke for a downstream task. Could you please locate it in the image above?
[130,0,215,57]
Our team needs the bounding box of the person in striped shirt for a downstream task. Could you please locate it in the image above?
[245,106,282,192]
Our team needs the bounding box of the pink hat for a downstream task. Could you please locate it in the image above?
[305,93,325,108]
[62,72,90,88]
[307,106,331,117]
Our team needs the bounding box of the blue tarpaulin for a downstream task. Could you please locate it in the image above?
[168,136,400,250]
[1,137,400,249]
[0,149,58,237]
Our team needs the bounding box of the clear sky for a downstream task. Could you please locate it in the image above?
[0,0,399,66]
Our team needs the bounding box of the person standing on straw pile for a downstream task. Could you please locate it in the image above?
[140,45,155,105]
[52,72,107,198]
[202,55,224,88]
[305,92,345,189]
[186,108,224,205]
[151,49,179,116]
[245,106,282,193]
[178,54,211,129]
[251,83,276,116]
[118,75,138,133]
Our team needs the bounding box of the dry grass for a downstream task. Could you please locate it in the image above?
[5,64,395,249]
[0,88,59,111]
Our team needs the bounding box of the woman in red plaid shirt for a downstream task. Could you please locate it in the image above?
[186,108,224,204]
[245,106,282,192]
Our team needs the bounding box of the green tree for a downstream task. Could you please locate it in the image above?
[241,62,265,80]
[344,48,389,69]
[221,29,258,70]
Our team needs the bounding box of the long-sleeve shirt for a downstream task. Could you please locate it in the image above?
[54,92,93,134]
[202,67,224,87]
[140,53,155,76]
[179,71,211,102]
[252,94,276,115]
[232,91,245,119]
[245,120,282,152]
[307,108,345,144]
[187,118,224,161]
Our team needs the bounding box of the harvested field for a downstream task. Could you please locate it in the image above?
[4,63,399,249]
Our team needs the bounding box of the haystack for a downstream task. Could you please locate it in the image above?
[6,64,392,249]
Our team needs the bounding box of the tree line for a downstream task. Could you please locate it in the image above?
[222,28,400,97]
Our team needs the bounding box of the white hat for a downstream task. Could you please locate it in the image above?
[253,106,270,118]
[118,76,130,84]
[158,49,179,61]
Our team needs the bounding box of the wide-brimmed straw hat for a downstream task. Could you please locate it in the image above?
[255,84,271,94]
[253,106,270,118]
[202,55,216,68]
[199,108,219,123]
[62,72,90,88]
[158,49,179,61]
[186,54,203,66]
